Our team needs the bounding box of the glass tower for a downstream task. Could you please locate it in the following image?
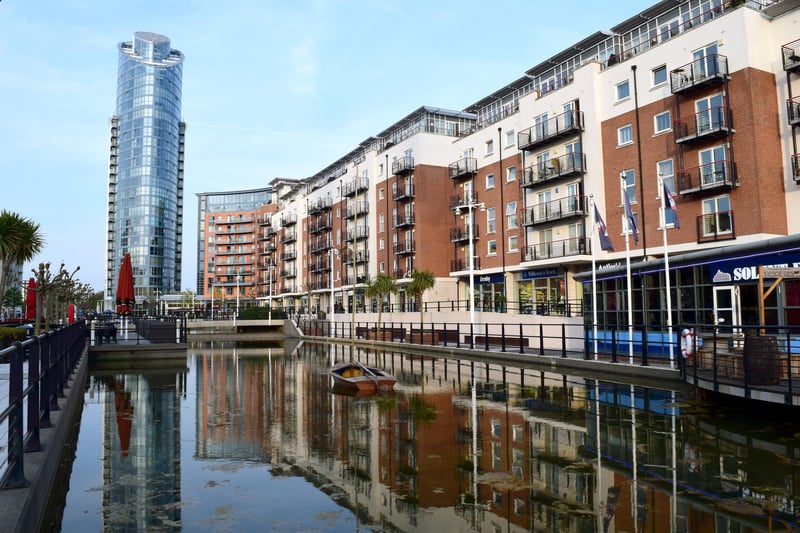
[106,32,186,311]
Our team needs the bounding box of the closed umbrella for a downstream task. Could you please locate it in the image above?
[115,253,135,315]
[25,278,36,321]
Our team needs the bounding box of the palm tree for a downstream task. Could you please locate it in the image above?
[0,211,44,309]
[406,269,435,335]
[365,273,398,339]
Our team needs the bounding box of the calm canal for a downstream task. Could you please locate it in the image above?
[52,339,800,532]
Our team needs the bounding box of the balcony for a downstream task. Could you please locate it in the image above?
[782,39,800,73]
[517,110,583,151]
[281,213,297,226]
[449,257,480,272]
[280,268,297,279]
[280,286,296,294]
[342,249,369,264]
[674,107,732,144]
[448,157,477,180]
[792,154,800,183]
[393,184,415,201]
[391,156,415,175]
[342,177,369,197]
[393,213,415,228]
[450,224,479,243]
[280,231,297,244]
[393,240,415,255]
[283,250,297,261]
[449,191,479,210]
[392,268,406,279]
[310,260,330,273]
[696,210,735,244]
[345,274,369,285]
[310,239,332,253]
[258,216,272,227]
[521,152,586,188]
[345,201,369,219]
[677,160,736,194]
[670,54,728,95]
[310,215,332,233]
[787,96,800,126]
[522,236,589,262]
[345,225,369,242]
[307,197,332,215]
[522,195,586,226]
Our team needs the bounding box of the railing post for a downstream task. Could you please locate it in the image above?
[2,342,28,489]
[484,324,489,351]
[40,333,53,428]
[501,323,506,353]
[641,325,649,366]
[538,324,545,356]
[519,323,524,354]
[25,338,42,453]
[611,327,618,364]
[561,323,567,358]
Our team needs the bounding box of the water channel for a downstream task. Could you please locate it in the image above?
[51,339,800,532]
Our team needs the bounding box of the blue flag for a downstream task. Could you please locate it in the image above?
[623,191,639,245]
[663,182,680,229]
[594,205,614,252]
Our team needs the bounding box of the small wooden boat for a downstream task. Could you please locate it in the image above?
[330,362,396,393]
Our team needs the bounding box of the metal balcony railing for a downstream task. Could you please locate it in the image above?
[448,157,478,180]
[782,38,800,72]
[520,152,586,188]
[523,236,590,261]
[696,210,735,243]
[393,184,415,201]
[450,224,479,243]
[522,195,586,226]
[449,192,479,210]
[393,213,415,228]
[674,106,732,144]
[517,110,583,151]
[392,156,415,175]
[670,54,728,94]
[393,240,415,255]
[677,160,736,194]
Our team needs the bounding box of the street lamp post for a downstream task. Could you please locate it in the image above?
[235,271,241,327]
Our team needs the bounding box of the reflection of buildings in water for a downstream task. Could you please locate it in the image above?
[101,372,183,531]
[188,341,800,531]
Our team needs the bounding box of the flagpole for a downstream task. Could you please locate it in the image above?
[591,195,599,360]
[660,175,675,369]
[622,175,634,365]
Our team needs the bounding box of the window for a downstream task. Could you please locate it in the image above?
[506,165,516,183]
[699,145,727,186]
[658,159,676,196]
[654,110,671,134]
[486,207,496,233]
[505,129,515,147]
[616,80,630,101]
[652,64,667,86]
[488,239,497,255]
[486,173,495,189]
[618,124,633,146]
[378,164,384,177]
[696,93,724,134]
[379,237,384,250]
[379,213,384,232]
[485,139,494,156]
[379,261,385,273]
[621,169,636,204]
[702,195,732,236]
[509,235,518,252]
[378,187,384,200]
[506,201,518,229]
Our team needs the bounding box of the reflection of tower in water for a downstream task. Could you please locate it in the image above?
[101,372,183,531]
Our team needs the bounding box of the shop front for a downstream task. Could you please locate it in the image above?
[516,267,566,315]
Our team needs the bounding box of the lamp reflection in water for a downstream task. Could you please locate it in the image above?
[454,196,485,348]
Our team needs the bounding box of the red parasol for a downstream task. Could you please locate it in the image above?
[115,253,135,315]
[25,278,36,321]
[114,379,133,457]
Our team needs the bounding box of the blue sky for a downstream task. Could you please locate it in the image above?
[0,0,653,294]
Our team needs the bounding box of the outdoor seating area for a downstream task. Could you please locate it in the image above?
[97,322,117,344]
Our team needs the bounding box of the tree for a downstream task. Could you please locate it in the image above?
[365,273,398,339]
[406,269,435,331]
[0,211,44,310]
[3,286,23,312]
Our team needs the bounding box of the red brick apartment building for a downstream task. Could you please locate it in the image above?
[198,0,800,329]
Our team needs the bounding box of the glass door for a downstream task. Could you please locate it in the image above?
[713,285,741,334]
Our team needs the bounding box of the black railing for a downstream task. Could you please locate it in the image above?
[670,53,728,94]
[674,106,732,144]
[0,322,86,488]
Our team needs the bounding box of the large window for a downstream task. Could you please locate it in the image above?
[654,111,671,134]
[702,195,732,236]
[618,124,633,146]
[506,201,518,229]
[652,64,667,86]
[486,207,496,233]
[616,80,631,101]
[621,169,636,204]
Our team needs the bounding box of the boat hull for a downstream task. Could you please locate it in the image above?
[330,363,396,393]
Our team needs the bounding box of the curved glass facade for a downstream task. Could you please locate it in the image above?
[107,32,185,307]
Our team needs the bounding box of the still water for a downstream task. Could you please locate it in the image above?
[56,340,800,532]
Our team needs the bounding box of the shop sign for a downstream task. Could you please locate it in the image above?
[710,253,800,284]
[476,273,504,284]
[521,268,560,280]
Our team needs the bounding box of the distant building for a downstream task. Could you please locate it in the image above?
[196,188,276,309]
[105,32,186,311]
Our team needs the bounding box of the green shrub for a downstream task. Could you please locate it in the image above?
[238,307,287,320]
[0,327,26,348]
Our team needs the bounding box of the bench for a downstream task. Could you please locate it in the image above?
[98,324,117,344]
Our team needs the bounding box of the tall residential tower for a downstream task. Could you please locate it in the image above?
[106,32,186,311]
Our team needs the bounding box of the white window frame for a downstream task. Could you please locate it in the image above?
[618,124,633,146]
[508,235,519,252]
[616,80,631,101]
[505,129,515,147]
[485,139,494,156]
[652,64,668,87]
[485,173,495,189]
[654,110,671,134]
[488,239,497,256]
[506,165,516,183]
[486,207,496,234]
[506,201,517,229]
[621,169,636,205]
